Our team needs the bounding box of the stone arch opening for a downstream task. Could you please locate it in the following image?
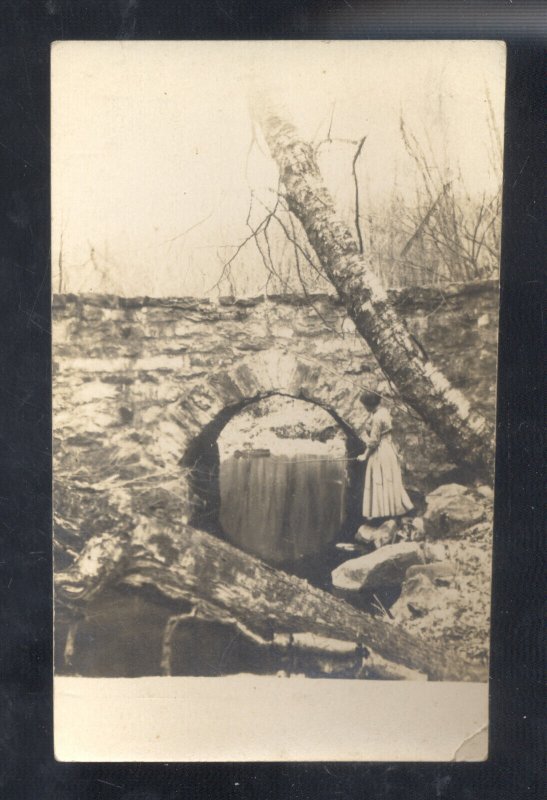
[181,390,365,583]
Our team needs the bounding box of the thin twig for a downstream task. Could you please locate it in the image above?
[352,135,367,254]
[252,193,329,285]
[207,196,281,294]
[326,101,335,141]
[372,593,394,620]
[287,212,343,336]
[315,136,360,153]
[400,182,451,258]
[273,208,328,282]
[58,232,64,293]
[246,184,292,293]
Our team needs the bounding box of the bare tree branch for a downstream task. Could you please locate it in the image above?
[400,182,451,258]
[207,195,281,294]
[286,212,344,337]
[352,135,367,254]
[58,232,64,293]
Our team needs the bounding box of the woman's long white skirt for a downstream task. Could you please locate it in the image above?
[362,438,414,519]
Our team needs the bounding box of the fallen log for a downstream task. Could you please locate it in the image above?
[55,494,487,682]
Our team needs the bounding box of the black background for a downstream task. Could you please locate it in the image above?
[0,2,544,798]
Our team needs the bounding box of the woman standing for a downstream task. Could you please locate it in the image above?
[357,391,413,521]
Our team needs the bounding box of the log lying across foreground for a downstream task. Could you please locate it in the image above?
[55,494,487,682]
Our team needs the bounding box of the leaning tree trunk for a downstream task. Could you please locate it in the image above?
[55,493,487,682]
[251,96,495,481]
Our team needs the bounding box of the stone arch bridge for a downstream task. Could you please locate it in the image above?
[52,283,497,681]
[53,282,497,542]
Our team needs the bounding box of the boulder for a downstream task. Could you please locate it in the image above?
[355,519,397,550]
[391,573,459,621]
[392,574,435,619]
[332,542,423,593]
[355,523,383,548]
[405,561,455,584]
[427,483,469,499]
[423,485,484,537]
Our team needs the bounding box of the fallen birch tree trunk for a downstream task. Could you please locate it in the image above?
[250,94,495,481]
[55,491,487,682]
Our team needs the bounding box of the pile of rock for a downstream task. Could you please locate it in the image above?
[331,482,494,666]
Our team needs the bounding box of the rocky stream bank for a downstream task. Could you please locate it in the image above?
[332,482,493,670]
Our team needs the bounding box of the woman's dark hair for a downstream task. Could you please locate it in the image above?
[360,391,381,411]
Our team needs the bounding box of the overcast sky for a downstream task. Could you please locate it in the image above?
[52,40,506,297]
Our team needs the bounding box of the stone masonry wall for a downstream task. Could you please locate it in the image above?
[53,281,498,534]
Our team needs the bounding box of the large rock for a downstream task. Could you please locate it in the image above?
[391,573,459,622]
[423,484,484,537]
[405,561,455,584]
[355,520,397,550]
[331,542,423,593]
[355,523,383,548]
[392,574,436,619]
[428,483,469,500]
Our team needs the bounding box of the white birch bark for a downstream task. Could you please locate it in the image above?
[251,96,495,481]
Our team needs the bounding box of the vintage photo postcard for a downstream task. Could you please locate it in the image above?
[52,40,505,761]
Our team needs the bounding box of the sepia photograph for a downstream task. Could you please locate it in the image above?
[51,40,505,761]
